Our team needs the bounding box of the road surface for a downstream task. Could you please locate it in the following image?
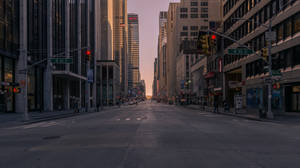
[1,101,300,168]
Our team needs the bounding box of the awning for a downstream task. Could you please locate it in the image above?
[205,72,215,79]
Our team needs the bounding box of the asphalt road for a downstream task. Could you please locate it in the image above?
[1,101,300,168]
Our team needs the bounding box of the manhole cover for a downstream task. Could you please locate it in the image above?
[43,136,61,140]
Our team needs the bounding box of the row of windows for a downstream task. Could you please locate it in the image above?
[207,58,220,73]
[224,12,300,50]
[180,32,199,37]
[223,0,240,16]
[180,14,208,19]
[0,0,19,55]
[180,7,208,13]
[224,0,296,32]
[246,45,300,77]
[224,0,270,18]
[190,1,208,7]
[182,26,208,31]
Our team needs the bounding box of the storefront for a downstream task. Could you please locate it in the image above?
[247,88,263,109]
[225,67,242,108]
[0,56,15,113]
[285,84,300,112]
[247,87,283,112]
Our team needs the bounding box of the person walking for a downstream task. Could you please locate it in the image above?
[223,100,229,113]
[214,100,218,113]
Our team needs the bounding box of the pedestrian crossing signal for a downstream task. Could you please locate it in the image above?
[273,83,280,90]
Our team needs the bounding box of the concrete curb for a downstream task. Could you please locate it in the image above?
[1,106,127,128]
[183,105,270,122]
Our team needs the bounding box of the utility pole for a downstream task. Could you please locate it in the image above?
[19,0,29,121]
[267,20,274,119]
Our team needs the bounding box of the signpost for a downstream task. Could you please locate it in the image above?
[265,31,276,42]
[50,58,73,64]
[228,48,253,55]
[272,70,282,76]
[234,95,243,114]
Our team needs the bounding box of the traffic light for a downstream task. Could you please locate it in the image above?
[261,48,268,61]
[210,34,217,50]
[86,50,92,61]
[197,31,210,55]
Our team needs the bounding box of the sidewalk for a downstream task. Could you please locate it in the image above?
[185,105,300,124]
[0,106,122,128]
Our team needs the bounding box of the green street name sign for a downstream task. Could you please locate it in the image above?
[50,58,73,64]
[228,48,253,55]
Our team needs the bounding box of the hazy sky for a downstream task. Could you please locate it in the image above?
[128,0,180,96]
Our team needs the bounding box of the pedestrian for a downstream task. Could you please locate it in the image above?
[118,98,122,108]
[214,100,218,113]
[203,101,207,111]
[223,100,229,113]
[258,98,266,118]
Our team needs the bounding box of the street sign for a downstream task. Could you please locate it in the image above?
[228,48,253,55]
[272,70,282,76]
[234,95,243,109]
[264,78,273,84]
[265,31,276,42]
[50,58,73,64]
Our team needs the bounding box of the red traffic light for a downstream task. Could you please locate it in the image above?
[86,50,91,56]
[211,35,217,40]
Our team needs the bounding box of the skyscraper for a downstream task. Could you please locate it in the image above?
[100,0,114,61]
[157,11,168,99]
[128,13,140,94]
[113,0,128,97]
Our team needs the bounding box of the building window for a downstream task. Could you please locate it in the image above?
[0,56,2,83]
[284,19,292,39]
[191,14,198,18]
[201,2,208,6]
[191,2,198,6]
[191,8,198,12]
[180,8,188,12]
[180,32,188,36]
[200,26,208,30]
[180,14,188,19]
[295,45,300,65]
[201,14,208,18]
[191,26,198,30]
[277,24,283,42]
[270,1,277,17]
[201,8,208,13]
[293,12,300,35]
[191,32,198,36]
[183,26,188,30]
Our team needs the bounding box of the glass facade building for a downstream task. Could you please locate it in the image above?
[127,14,140,94]
[0,0,19,112]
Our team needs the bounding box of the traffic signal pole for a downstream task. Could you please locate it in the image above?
[207,22,274,119]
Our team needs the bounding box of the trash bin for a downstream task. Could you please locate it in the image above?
[259,109,266,118]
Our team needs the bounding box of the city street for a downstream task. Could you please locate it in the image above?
[1,101,300,168]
